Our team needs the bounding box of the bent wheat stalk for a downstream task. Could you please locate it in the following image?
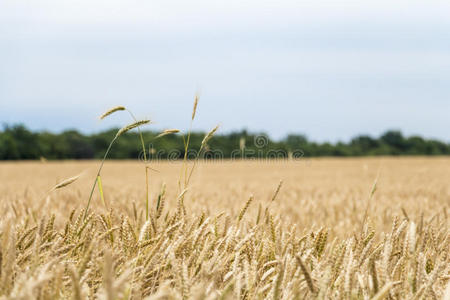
[185,124,220,187]
[179,94,199,191]
[156,129,180,139]
[42,173,81,202]
[83,120,150,220]
[123,109,152,220]
[99,106,152,218]
[99,106,126,120]
[51,175,80,191]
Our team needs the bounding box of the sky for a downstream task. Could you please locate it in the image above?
[1,0,449,142]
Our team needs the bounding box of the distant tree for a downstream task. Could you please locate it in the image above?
[2,125,40,159]
[405,136,426,155]
[380,130,406,154]
[425,140,448,155]
[0,132,20,159]
[350,135,379,155]
[333,142,351,156]
[285,134,308,150]
[0,124,449,160]
[61,130,94,159]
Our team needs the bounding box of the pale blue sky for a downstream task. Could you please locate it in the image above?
[1,0,449,142]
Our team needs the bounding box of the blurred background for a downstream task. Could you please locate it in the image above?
[1,0,450,159]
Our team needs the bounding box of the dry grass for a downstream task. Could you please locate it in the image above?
[0,158,449,299]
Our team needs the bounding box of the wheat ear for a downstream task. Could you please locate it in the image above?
[99,106,125,119]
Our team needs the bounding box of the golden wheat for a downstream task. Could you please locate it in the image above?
[99,106,126,119]
[116,119,151,138]
[201,125,220,148]
[1,198,447,299]
[156,129,181,139]
[0,101,448,299]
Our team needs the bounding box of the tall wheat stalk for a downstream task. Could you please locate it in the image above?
[178,94,199,192]
[83,119,150,219]
[96,106,152,220]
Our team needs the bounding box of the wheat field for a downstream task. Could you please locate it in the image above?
[0,158,449,299]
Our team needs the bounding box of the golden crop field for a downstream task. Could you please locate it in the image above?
[0,158,449,299]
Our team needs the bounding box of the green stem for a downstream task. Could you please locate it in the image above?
[183,120,193,188]
[186,145,205,187]
[83,136,117,220]
[178,134,187,192]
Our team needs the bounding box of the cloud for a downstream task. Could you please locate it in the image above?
[2,0,450,34]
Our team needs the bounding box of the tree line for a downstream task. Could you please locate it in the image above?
[0,124,449,160]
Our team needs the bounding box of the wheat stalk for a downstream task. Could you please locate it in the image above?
[51,174,80,190]
[115,120,151,138]
[99,106,126,119]
[192,94,199,121]
[201,125,220,149]
[156,129,180,139]
[184,124,220,188]
[84,119,150,220]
